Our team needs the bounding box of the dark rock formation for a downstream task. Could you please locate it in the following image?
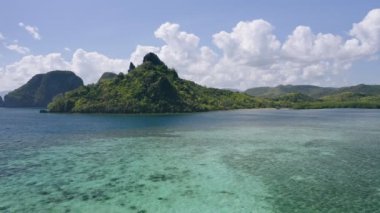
[143,53,166,67]
[4,70,83,107]
[128,62,136,72]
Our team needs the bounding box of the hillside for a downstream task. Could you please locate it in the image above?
[48,53,267,113]
[245,84,380,109]
[331,84,380,96]
[245,85,337,98]
[4,71,83,107]
[98,72,118,83]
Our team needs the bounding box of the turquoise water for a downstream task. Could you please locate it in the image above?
[1,108,380,212]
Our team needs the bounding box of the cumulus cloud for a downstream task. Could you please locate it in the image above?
[213,19,281,66]
[71,49,129,84]
[129,8,380,89]
[2,8,380,92]
[0,33,5,40]
[0,53,70,90]
[0,49,129,91]
[5,43,30,54]
[19,22,41,40]
[130,22,218,84]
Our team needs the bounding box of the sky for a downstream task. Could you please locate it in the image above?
[0,0,380,91]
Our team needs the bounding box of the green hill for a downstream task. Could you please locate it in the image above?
[245,84,380,109]
[331,84,380,96]
[245,85,336,98]
[4,71,83,107]
[294,92,380,109]
[48,53,267,113]
[97,72,118,83]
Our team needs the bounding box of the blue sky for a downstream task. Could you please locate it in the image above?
[1,0,380,91]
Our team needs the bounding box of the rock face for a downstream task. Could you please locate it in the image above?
[128,62,136,72]
[4,70,83,107]
[143,53,166,66]
[48,53,264,113]
[98,72,117,83]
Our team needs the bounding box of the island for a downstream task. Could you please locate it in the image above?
[48,53,267,113]
[3,71,83,108]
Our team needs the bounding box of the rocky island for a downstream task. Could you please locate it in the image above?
[48,53,267,113]
[2,54,379,112]
[3,71,83,108]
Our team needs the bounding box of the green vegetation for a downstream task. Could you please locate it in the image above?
[4,71,83,107]
[48,53,268,113]
[245,85,336,98]
[293,92,380,109]
[7,53,379,111]
[245,85,380,109]
[97,72,118,83]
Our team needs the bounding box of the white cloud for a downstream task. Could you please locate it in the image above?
[64,47,71,52]
[129,45,160,65]
[5,43,30,54]
[343,9,380,59]
[71,49,129,84]
[0,53,70,91]
[0,49,129,91]
[2,9,380,92]
[130,22,218,84]
[19,22,41,40]
[0,33,5,40]
[213,19,281,66]
[129,8,380,90]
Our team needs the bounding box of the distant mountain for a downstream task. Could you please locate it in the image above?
[4,71,83,108]
[245,84,380,98]
[332,84,380,96]
[0,96,3,107]
[48,53,266,113]
[98,72,118,83]
[245,85,337,98]
[246,84,380,109]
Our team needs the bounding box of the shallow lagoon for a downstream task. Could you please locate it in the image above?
[1,108,380,212]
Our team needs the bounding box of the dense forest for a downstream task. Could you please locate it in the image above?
[48,53,268,113]
[245,84,380,109]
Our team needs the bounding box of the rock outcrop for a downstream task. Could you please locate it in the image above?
[4,70,83,107]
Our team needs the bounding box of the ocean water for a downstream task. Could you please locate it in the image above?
[0,108,380,213]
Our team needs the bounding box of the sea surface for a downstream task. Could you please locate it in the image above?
[0,108,380,213]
